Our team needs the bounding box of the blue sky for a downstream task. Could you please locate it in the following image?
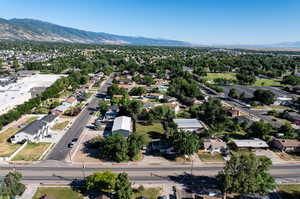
[0,0,298,44]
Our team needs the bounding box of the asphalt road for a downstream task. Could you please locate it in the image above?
[46,75,114,161]
[2,164,300,184]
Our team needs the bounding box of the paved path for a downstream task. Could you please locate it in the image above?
[18,184,38,199]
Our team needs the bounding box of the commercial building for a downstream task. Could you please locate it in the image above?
[111,116,132,136]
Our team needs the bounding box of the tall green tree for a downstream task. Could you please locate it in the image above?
[86,171,116,192]
[172,131,199,156]
[217,152,275,198]
[248,121,273,140]
[228,88,239,99]
[0,172,26,198]
[115,172,133,199]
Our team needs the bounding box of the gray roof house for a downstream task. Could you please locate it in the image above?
[173,118,206,133]
[112,116,132,137]
[10,114,58,144]
[11,120,48,144]
[232,139,269,150]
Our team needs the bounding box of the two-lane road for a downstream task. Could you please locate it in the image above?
[46,75,114,160]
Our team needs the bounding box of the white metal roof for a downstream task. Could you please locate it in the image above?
[233,139,269,148]
[112,116,132,132]
[173,119,203,129]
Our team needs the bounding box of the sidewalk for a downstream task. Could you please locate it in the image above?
[18,184,38,199]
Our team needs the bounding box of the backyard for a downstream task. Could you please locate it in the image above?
[0,128,21,157]
[136,122,165,139]
[12,142,51,161]
[33,187,84,199]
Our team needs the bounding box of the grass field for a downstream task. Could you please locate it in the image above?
[133,187,161,199]
[253,78,282,87]
[277,184,300,199]
[0,128,21,157]
[33,187,84,199]
[136,122,164,139]
[12,143,51,161]
[204,72,236,81]
[51,121,69,131]
[23,116,38,125]
[198,153,225,162]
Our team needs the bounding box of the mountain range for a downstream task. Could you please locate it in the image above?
[0,18,299,48]
[0,18,189,46]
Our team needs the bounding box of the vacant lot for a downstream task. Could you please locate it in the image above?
[12,142,51,161]
[198,153,225,162]
[254,78,282,87]
[204,72,236,81]
[133,187,161,199]
[51,121,69,131]
[33,187,84,199]
[136,122,164,139]
[277,184,300,199]
[0,128,21,157]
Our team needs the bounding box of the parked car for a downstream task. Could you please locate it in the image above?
[71,138,78,143]
[68,143,74,148]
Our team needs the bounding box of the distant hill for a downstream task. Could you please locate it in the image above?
[0,18,190,46]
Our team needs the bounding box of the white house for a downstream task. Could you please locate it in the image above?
[112,116,132,136]
[10,114,58,144]
[204,139,227,153]
[173,118,206,133]
[63,96,78,107]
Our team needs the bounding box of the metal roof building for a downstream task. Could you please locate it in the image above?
[173,118,204,133]
[112,116,132,136]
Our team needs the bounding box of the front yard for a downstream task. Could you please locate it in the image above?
[277,184,300,199]
[33,187,84,199]
[198,153,225,163]
[0,128,21,157]
[133,186,161,199]
[12,142,51,161]
[51,121,69,131]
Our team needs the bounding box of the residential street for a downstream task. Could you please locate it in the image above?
[46,75,114,161]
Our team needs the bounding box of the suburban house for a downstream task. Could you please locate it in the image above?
[232,139,269,150]
[173,118,206,133]
[111,116,132,136]
[52,104,69,115]
[204,139,227,153]
[118,84,130,91]
[272,138,300,152]
[10,114,58,144]
[274,96,293,106]
[63,96,78,107]
[226,107,240,117]
[166,103,180,114]
[147,93,164,100]
[158,85,168,92]
[283,112,300,123]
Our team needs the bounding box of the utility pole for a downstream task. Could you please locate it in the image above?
[82,161,85,179]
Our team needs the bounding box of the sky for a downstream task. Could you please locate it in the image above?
[0,0,299,45]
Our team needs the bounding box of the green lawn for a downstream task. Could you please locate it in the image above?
[133,187,161,199]
[51,121,69,131]
[198,153,225,162]
[277,184,300,199]
[253,78,282,87]
[12,143,51,161]
[33,187,84,199]
[136,122,165,139]
[0,128,21,157]
[204,72,237,81]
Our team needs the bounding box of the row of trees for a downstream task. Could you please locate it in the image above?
[0,71,87,130]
